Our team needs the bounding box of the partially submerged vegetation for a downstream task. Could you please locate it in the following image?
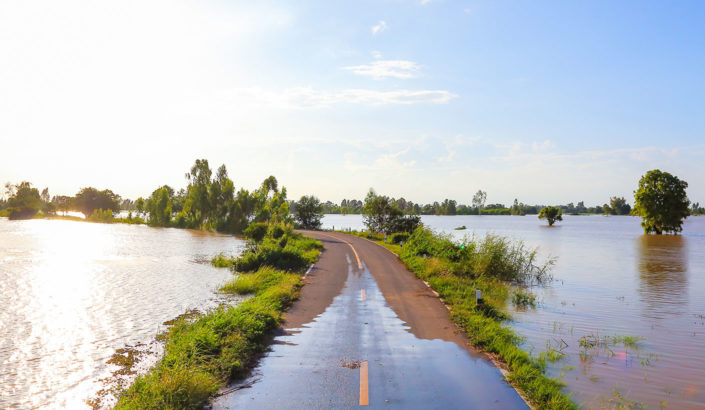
[115,225,321,408]
[633,169,691,234]
[346,227,575,409]
[539,206,563,226]
[512,289,538,309]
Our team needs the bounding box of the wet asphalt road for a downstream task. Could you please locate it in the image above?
[213,232,527,409]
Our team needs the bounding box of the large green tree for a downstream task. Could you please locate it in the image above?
[362,189,421,234]
[363,189,402,233]
[210,165,235,227]
[147,186,173,227]
[294,195,323,229]
[224,188,258,233]
[135,197,146,218]
[633,169,690,234]
[6,182,42,219]
[184,159,213,227]
[538,206,562,226]
[74,187,121,217]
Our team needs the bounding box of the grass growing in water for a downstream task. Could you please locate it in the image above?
[345,227,575,409]
[211,253,235,269]
[512,289,537,309]
[115,228,321,409]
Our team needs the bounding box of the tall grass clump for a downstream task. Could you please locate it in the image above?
[117,224,321,408]
[399,228,553,285]
[211,253,235,269]
[231,224,322,272]
[351,227,575,409]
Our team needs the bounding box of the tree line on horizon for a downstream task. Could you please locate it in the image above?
[319,191,693,217]
[1,164,703,234]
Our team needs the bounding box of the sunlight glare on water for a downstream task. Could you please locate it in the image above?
[0,219,244,408]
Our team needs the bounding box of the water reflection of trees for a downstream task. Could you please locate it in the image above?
[637,235,688,318]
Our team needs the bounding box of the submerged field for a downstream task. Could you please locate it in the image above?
[324,214,705,408]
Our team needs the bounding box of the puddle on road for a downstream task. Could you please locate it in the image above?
[214,261,526,409]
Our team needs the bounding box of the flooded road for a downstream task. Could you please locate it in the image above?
[0,218,245,408]
[215,231,526,409]
[323,214,705,408]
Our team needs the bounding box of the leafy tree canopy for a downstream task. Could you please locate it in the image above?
[147,186,173,227]
[74,187,121,217]
[6,181,42,219]
[363,189,421,234]
[633,169,690,234]
[604,196,632,215]
[294,195,324,230]
[538,206,562,226]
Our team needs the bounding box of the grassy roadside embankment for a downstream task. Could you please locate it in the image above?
[343,227,577,409]
[115,224,321,408]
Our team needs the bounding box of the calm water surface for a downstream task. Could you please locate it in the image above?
[323,214,705,408]
[0,218,244,408]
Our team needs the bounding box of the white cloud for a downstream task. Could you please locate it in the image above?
[242,86,457,108]
[371,50,383,59]
[342,60,421,79]
[371,20,388,35]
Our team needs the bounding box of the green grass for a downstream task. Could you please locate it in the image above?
[612,335,644,348]
[226,230,322,272]
[342,227,576,409]
[211,253,235,269]
[116,227,321,409]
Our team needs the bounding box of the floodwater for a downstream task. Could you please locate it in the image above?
[213,246,526,409]
[0,218,245,409]
[322,214,705,408]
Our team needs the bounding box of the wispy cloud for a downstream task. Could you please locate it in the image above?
[342,60,421,80]
[344,148,416,172]
[242,86,457,108]
[435,134,481,162]
[371,20,388,35]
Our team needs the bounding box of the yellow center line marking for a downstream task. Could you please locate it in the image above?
[318,232,362,269]
[361,289,366,301]
[359,360,369,406]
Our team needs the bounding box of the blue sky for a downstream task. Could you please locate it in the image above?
[1,1,703,206]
